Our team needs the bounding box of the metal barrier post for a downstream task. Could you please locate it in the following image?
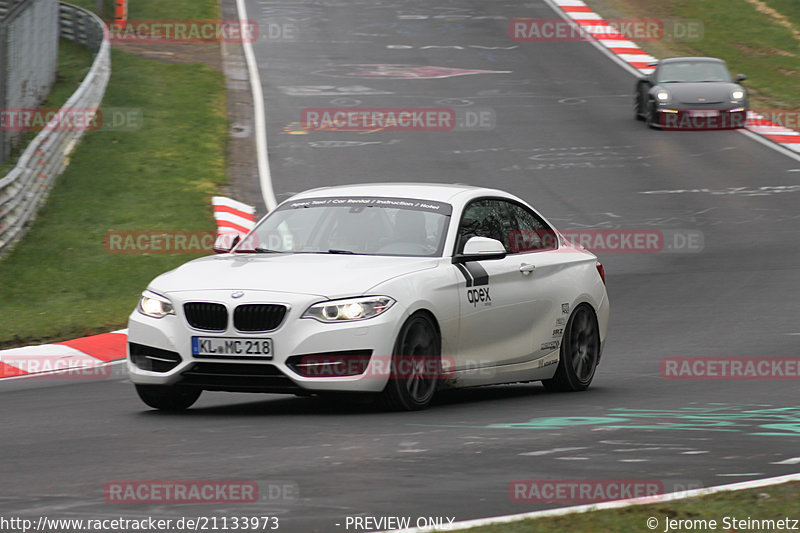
[0,21,7,162]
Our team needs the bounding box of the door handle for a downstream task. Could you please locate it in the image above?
[519,263,536,275]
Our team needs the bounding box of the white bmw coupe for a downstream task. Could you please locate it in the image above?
[128,183,609,410]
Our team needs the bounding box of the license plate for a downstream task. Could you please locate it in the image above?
[688,110,719,117]
[192,337,273,358]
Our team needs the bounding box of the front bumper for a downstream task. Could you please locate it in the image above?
[655,107,747,130]
[127,290,405,394]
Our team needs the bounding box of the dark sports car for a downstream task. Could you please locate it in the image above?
[634,57,748,130]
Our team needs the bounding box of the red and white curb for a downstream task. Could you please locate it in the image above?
[0,196,256,381]
[554,0,658,72]
[388,472,800,532]
[550,0,800,155]
[213,195,256,235]
[0,329,128,379]
[746,113,800,153]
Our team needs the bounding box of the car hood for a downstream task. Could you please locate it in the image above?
[657,82,742,105]
[149,253,439,299]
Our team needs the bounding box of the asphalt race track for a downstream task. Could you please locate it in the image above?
[3,1,800,532]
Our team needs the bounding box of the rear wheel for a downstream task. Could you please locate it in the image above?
[380,313,441,411]
[542,304,600,392]
[135,384,201,411]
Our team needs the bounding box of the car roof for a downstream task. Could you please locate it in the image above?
[288,182,513,204]
[658,57,725,64]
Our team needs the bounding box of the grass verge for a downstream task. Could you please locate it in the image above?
[463,481,800,533]
[762,0,800,32]
[584,0,800,111]
[0,0,226,347]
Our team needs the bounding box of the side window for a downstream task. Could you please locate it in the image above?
[506,203,558,253]
[456,199,515,253]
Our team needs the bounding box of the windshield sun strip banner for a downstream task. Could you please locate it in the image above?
[280,196,453,215]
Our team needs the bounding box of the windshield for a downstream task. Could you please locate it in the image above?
[656,61,732,83]
[236,196,452,257]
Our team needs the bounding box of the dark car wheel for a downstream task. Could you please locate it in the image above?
[645,102,659,129]
[542,304,600,392]
[634,94,645,120]
[380,313,441,411]
[135,384,201,411]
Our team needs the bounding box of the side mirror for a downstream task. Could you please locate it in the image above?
[736,74,746,82]
[453,236,507,263]
[213,233,239,254]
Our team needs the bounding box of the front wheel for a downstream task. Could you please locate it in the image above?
[542,304,600,392]
[645,102,659,129]
[135,384,201,411]
[634,94,645,120]
[380,313,441,411]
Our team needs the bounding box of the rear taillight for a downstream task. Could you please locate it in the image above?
[596,261,606,285]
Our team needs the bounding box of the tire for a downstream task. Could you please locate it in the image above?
[634,94,645,121]
[380,313,441,411]
[645,102,659,129]
[135,384,201,411]
[542,304,600,392]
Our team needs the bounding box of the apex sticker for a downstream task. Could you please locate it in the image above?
[456,263,491,307]
[467,287,491,307]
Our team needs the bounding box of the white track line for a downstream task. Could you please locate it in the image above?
[739,129,800,162]
[235,0,277,211]
[387,473,800,533]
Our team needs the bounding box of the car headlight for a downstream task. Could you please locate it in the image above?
[302,296,395,323]
[731,89,745,100]
[138,291,175,319]
[656,90,670,102]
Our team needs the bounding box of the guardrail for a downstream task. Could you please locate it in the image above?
[0,0,60,162]
[0,0,29,18]
[0,2,110,256]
